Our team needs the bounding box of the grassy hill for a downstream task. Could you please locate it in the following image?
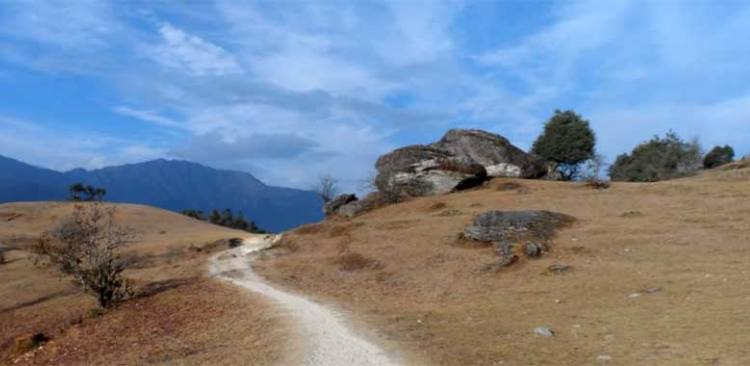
[254,163,750,365]
[0,202,286,366]
[3,163,749,365]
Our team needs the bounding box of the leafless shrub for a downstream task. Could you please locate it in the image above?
[32,203,134,308]
[314,174,340,203]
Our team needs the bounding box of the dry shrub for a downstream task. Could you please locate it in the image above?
[11,333,49,357]
[426,202,447,211]
[333,252,382,272]
[495,181,523,191]
[620,210,643,218]
[277,237,299,253]
[31,203,134,308]
[336,239,350,253]
[295,223,325,235]
[329,222,364,238]
[329,224,353,238]
[583,179,611,190]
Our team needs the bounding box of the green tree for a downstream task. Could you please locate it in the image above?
[69,183,106,202]
[703,145,735,168]
[531,110,596,180]
[609,131,702,182]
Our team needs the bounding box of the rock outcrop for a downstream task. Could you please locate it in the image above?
[433,129,548,178]
[463,210,574,268]
[323,194,358,217]
[374,129,548,198]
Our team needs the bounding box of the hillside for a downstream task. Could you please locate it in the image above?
[254,165,750,365]
[0,155,323,232]
[0,202,287,365]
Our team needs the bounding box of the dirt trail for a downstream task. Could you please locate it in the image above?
[209,236,399,366]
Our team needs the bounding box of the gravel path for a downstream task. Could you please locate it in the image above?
[209,236,399,366]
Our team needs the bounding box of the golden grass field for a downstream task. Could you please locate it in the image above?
[0,202,287,366]
[254,163,750,366]
[2,162,749,366]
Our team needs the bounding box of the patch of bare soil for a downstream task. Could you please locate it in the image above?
[255,172,750,366]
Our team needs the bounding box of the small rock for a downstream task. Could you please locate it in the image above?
[554,299,561,304]
[523,242,545,258]
[628,292,641,298]
[534,327,555,337]
[547,264,572,274]
[597,354,612,362]
[644,287,662,294]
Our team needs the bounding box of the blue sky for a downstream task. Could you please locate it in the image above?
[1,0,749,190]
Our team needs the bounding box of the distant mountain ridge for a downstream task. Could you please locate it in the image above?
[0,155,323,232]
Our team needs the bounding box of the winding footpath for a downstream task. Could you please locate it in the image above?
[209,236,399,366]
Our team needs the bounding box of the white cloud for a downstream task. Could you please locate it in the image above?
[148,23,242,76]
[0,116,167,171]
[591,96,750,159]
[113,106,182,128]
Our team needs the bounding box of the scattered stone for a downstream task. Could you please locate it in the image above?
[597,354,613,362]
[438,209,462,217]
[494,242,519,267]
[628,292,641,298]
[534,327,555,337]
[645,287,662,294]
[620,210,643,218]
[336,200,367,218]
[547,264,573,274]
[464,210,575,243]
[324,194,358,217]
[523,242,545,258]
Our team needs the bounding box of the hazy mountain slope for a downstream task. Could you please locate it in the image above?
[0,155,67,202]
[0,156,323,232]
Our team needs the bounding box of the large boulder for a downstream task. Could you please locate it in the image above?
[433,129,548,178]
[375,145,487,197]
[374,129,549,198]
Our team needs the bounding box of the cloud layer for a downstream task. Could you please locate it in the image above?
[1,0,748,190]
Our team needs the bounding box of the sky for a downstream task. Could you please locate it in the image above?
[1,0,749,191]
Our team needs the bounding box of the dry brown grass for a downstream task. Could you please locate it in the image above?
[0,202,286,366]
[332,252,383,272]
[255,168,750,366]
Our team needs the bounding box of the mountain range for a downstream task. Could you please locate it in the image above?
[0,155,323,232]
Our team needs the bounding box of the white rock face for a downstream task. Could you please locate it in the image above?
[485,163,522,177]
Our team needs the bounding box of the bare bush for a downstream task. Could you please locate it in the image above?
[314,174,340,203]
[33,203,134,308]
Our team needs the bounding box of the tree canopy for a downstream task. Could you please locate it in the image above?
[531,110,596,180]
[609,131,702,182]
[703,145,735,169]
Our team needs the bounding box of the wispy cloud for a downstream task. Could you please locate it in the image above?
[1,0,748,189]
[147,23,242,76]
[113,106,182,128]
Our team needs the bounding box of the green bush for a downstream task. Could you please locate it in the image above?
[609,131,702,182]
[182,208,266,233]
[703,145,735,168]
[531,110,596,180]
